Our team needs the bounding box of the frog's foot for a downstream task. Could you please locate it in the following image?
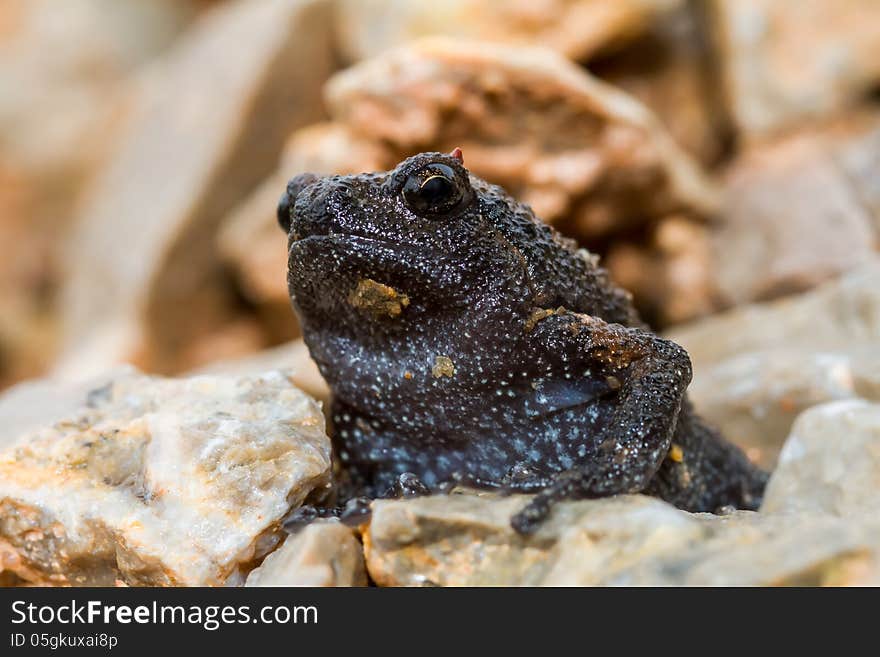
[338,496,374,526]
[382,472,431,498]
[510,499,552,535]
[510,469,604,535]
[282,504,338,532]
[282,496,374,533]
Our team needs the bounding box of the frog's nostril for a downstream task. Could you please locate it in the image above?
[278,172,320,234]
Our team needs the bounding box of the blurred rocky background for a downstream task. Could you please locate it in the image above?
[2,0,880,586]
[4,0,880,386]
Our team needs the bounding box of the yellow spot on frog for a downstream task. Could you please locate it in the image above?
[669,443,684,463]
[605,375,621,390]
[524,306,567,332]
[348,278,410,319]
[403,371,413,380]
[432,355,455,378]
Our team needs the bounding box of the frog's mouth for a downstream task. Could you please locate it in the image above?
[288,231,453,309]
[288,233,433,276]
[289,232,404,253]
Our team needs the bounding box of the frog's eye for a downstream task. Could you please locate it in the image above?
[402,163,469,217]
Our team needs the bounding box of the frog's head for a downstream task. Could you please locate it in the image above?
[280,151,534,345]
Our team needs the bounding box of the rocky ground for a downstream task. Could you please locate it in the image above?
[2,0,880,586]
[3,341,880,585]
[0,369,331,586]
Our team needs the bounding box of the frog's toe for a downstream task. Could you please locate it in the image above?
[384,472,431,498]
[510,497,552,535]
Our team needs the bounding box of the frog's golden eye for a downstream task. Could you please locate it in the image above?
[402,163,467,217]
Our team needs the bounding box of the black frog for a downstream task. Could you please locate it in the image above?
[278,150,767,533]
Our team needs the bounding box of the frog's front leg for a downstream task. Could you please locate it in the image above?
[511,312,692,534]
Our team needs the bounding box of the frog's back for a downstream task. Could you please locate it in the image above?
[474,176,640,327]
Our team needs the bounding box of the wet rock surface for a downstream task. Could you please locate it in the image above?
[0,369,331,586]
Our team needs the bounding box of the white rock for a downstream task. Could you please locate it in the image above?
[246,521,366,587]
[365,494,706,586]
[668,263,880,466]
[612,511,880,586]
[0,368,134,452]
[671,262,880,365]
[193,339,329,409]
[678,347,880,468]
[365,493,880,586]
[0,370,331,586]
[763,400,880,516]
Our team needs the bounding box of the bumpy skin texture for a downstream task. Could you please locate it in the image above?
[280,152,767,533]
